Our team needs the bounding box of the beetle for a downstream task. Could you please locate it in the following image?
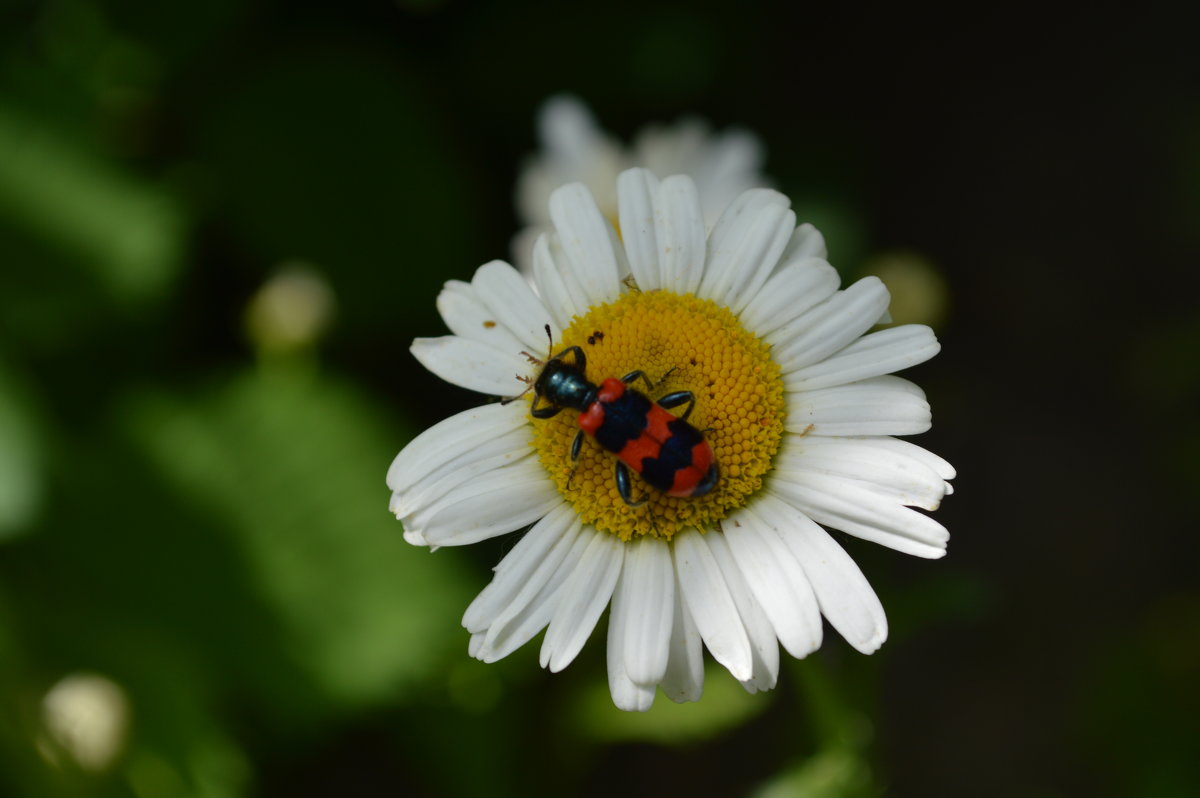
[514,328,718,507]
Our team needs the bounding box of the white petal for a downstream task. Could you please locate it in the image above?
[477,513,588,662]
[548,183,624,306]
[855,437,956,495]
[471,260,557,352]
[436,280,525,352]
[607,640,656,711]
[407,460,560,547]
[616,168,662,291]
[388,414,531,519]
[690,130,768,226]
[510,225,541,278]
[673,529,753,681]
[654,175,707,294]
[516,96,622,227]
[738,257,840,339]
[392,443,535,520]
[699,190,793,311]
[538,95,604,168]
[757,494,887,654]
[387,402,527,492]
[615,536,675,686]
[722,507,822,659]
[778,434,949,511]
[770,473,949,558]
[770,277,892,372]
[462,503,578,633]
[781,222,828,262]
[400,517,428,547]
[540,529,624,673]
[607,562,659,712]
[852,437,957,482]
[410,336,530,396]
[726,207,797,314]
[705,531,780,693]
[785,325,941,392]
[660,576,704,703]
[785,376,931,438]
[531,233,586,329]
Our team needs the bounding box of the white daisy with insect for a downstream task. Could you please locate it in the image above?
[388,168,954,711]
[514,95,768,267]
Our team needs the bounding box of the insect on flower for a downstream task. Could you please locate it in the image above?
[389,170,955,711]
[507,326,718,508]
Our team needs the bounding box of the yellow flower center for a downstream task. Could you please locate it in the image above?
[529,290,785,540]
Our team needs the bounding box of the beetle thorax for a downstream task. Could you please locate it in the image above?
[536,360,595,411]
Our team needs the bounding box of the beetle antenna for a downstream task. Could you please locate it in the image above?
[500,378,534,406]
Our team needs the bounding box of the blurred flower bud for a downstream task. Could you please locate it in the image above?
[40,672,131,772]
[243,264,336,355]
[864,251,949,329]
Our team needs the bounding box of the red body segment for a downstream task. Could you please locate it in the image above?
[616,403,677,471]
[577,401,605,435]
[669,441,715,497]
[575,377,715,497]
[596,378,625,405]
[578,378,625,436]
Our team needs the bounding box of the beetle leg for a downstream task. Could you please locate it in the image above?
[564,430,585,487]
[554,345,587,371]
[622,366,678,393]
[615,461,647,507]
[530,394,564,419]
[619,369,652,391]
[656,390,697,421]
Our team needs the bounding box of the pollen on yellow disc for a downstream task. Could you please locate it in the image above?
[528,290,785,541]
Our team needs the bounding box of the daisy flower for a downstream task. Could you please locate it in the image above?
[388,168,954,711]
[513,95,768,267]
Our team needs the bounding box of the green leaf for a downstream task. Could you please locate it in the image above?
[0,104,185,307]
[0,355,46,539]
[750,747,878,798]
[125,367,473,710]
[572,662,766,744]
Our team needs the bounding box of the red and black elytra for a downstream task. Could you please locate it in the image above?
[517,330,718,507]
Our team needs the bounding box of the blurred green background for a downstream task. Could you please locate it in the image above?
[1,1,1197,796]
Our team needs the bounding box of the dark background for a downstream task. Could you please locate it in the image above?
[1,1,1197,796]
